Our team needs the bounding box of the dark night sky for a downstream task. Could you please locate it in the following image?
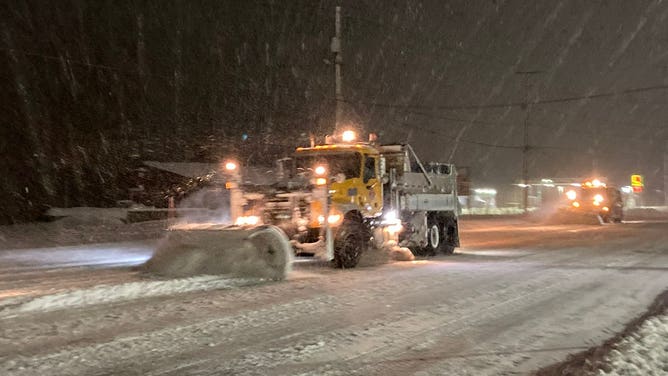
[2,0,667,221]
[339,1,668,188]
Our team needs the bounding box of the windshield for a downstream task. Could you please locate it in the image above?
[295,152,362,179]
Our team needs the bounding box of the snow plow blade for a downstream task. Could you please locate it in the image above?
[547,209,603,225]
[142,224,293,280]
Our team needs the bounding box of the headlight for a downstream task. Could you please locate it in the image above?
[314,165,327,176]
[327,214,342,225]
[235,215,260,226]
[317,213,343,225]
[382,210,401,225]
[224,161,237,171]
[566,190,577,201]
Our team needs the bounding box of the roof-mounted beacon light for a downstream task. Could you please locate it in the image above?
[341,130,356,143]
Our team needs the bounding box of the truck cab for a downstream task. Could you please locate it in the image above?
[294,142,383,226]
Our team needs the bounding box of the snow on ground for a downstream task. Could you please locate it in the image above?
[0,275,262,317]
[46,207,130,225]
[0,218,167,250]
[598,312,668,376]
[0,241,155,272]
[0,217,666,375]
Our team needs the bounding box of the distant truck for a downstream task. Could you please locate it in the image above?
[562,179,624,223]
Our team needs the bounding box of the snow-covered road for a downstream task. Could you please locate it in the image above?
[0,241,155,271]
[0,218,666,375]
[0,241,156,302]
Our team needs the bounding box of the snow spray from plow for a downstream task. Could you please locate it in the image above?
[142,225,293,280]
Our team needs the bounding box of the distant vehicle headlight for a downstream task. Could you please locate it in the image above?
[566,190,577,201]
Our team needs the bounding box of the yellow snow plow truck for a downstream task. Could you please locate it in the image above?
[145,130,460,278]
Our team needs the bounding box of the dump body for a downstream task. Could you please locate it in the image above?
[380,144,460,254]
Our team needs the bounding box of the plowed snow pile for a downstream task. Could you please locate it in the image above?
[598,312,668,375]
[143,225,293,280]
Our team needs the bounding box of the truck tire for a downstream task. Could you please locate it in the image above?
[440,243,455,255]
[426,221,442,255]
[332,218,367,268]
[441,221,457,255]
[410,218,441,256]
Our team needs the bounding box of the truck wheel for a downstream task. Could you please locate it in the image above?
[440,220,458,255]
[332,219,367,268]
[427,222,442,253]
[410,219,441,256]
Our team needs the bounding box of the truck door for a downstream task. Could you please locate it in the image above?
[362,155,382,216]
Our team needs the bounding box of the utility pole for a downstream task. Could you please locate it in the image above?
[515,70,543,213]
[331,6,343,131]
[664,139,668,206]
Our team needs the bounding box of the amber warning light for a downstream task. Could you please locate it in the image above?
[341,130,356,142]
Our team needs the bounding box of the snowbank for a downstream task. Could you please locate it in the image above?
[624,207,668,221]
[0,219,167,250]
[597,312,668,375]
[47,207,128,225]
[143,225,293,280]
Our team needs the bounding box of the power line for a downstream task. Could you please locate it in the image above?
[400,109,508,127]
[398,122,576,151]
[351,98,657,145]
[396,122,651,159]
[459,139,521,150]
[343,83,668,111]
[2,47,173,80]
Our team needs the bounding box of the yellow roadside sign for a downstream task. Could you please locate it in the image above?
[631,174,643,187]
